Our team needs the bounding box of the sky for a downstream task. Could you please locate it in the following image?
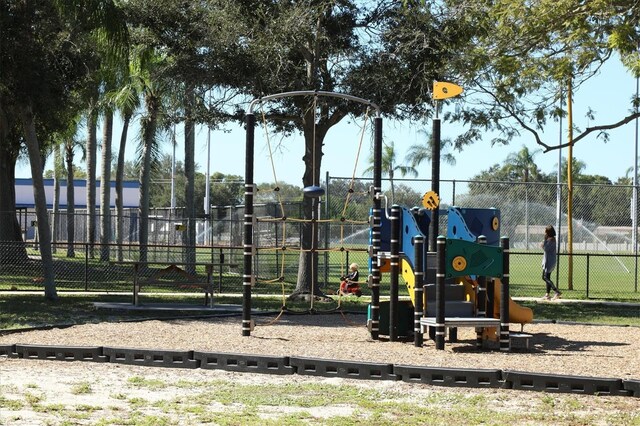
[17,56,640,190]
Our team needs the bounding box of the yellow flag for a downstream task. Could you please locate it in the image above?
[433,81,463,100]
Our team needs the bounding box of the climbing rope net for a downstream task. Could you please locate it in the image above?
[252,96,373,313]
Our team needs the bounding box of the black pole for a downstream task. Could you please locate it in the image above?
[413,235,424,347]
[429,118,441,252]
[500,236,510,352]
[324,171,330,290]
[476,235,487,349]
[435,235,446,350]
[370,117,383,340]
[242,113,256,337]
[389,205,400,341]
[586,253,590,298]
[218,247,223,293]
[486,279,495,320]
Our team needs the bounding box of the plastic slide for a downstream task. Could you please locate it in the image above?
[490,278,534,324]
[401,258,418,305]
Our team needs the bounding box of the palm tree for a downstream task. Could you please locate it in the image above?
[505,145,541,248]
[405,132,457,172]
[109,66,142,262]
[99,99,114,262]
[64,131,85,259]
[85,91,99,259]
[505,145,541,183]
[134,46,168,264]
[366,141,417,204]
[51,143,64,255]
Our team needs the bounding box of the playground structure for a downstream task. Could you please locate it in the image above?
[240,90,531,351]
[375,204,533,350]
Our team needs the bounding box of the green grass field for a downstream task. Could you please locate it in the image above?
[2,244,640,302]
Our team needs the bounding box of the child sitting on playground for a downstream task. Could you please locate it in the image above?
[339,263,361,296]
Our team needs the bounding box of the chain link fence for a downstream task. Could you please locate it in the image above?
[1,177,639,300]
[327,176,640,300]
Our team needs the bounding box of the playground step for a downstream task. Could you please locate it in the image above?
[423,283,466,301]
[425,300,474,317]
[509,333,533,350]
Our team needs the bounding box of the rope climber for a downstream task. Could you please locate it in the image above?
[241,90,383,336]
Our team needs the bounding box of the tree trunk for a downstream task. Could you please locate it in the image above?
[0,103,28,264]
[184,88,196,274]
[291,116,327,300]
[115,113,131,262]
[52,145,61,254]
[20,104,57,300]
[86,104,98,258]
[65,141,75,258]
[139,94,159,263]
[100,109,113,261]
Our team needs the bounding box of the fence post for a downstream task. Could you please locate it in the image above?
[324,171,330,290]
[586,253,590,299]
[452,180,456,205]
[219,247,223,293]
[84,243,89,291]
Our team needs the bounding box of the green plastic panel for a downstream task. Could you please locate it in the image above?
[444,239,503,278]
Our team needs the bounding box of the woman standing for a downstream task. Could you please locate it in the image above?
[541,225,561,300]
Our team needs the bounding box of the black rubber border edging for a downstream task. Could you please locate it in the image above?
[2,343,638,397]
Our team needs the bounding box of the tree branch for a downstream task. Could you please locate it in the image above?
[474,79,640,153]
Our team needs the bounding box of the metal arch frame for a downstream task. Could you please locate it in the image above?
[242,90,383,339]
[248,90,381,116]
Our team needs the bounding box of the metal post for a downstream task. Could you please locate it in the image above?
[634,73,639,292]
[452,180,456,205]
[133,262,139,306]
[242,113,256,337]
[413,235,424,347]
[370,117,383,340]
[218,247,223,293]
[435,235,446,350]
[567,78,574,290]
[324,171,330,290]
[429,116,441,252]
[389,205,400,341]
[204,117,211,246]
[500,236,510,352]
[586,253,590,298]
[556,85,563,288]
[171,125,177,211]
[84,242,89,291]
